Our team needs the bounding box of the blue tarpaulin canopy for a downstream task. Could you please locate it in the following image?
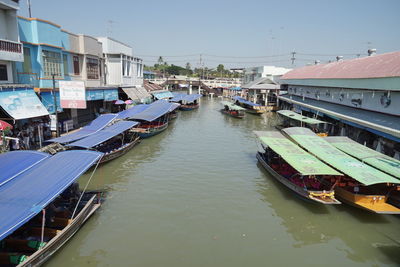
[232,96,261,107]
[66,121,138,149]
[170,93,201,103]
[230,86,242,91]
[115,104,149,120]
[0,150,103,241]
[48,114,117,144]
[152,91,174,99]
[0,151,50,187]
[170,93,186,103]
[129,100,178,121]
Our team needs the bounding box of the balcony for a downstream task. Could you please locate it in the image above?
[0,39,23,62]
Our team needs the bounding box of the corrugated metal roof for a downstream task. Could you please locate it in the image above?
[282,51,400,80]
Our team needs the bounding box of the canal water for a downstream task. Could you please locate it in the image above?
[47,98,400,267]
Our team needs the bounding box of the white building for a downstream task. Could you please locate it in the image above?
[242,66,291,85]
[0,0,23,84]
[96,37,143,87]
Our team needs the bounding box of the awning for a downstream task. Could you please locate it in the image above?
[135,86,151,99]
[326,136,400,179]
[232,96,261,107]
[279,95,400,140]
[282,127,399,185]
[66,121,138,149]
[0,89,49,120]
[48,114,117,144]
[277,110,327,125]
[129,100,176,122]
[254,131,341,176]
[221,101,245,111]
[0,151,50,187]
[115,104,149,120]
[121,86,151,101]
[0,150,103,241]
[152,90,174,99]
[40,91,63,114]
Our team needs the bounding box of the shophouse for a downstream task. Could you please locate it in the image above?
[16,16,119,130]
[279,50,400,158]
[96,37,150,103]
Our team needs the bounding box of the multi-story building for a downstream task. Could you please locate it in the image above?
[242,66,291,85]
[279,50,400,158]
[0,0,23,84]
[16,16,119,128]
[96,37,149,103]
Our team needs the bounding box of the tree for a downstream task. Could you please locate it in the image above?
[185,62,191,71]
[158,56,164,65]
[217,64,225,73]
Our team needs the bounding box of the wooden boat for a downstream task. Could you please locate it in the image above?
[65,121,140,163]
[276,110,329,137]
[180,103,199,111]
[170,93,201,111]
[233,97,266,115]
[169,110,178,120]
[133,121,169,138]
[0,150,104,266]
[220,101,245,118]
[283,127,400,214]
[255,131,342,205]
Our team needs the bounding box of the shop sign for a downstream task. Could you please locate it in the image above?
[59,81,86,109]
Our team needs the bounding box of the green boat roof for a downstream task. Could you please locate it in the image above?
[277,110,327,125]
[326,136,400,179]
[283,127,400,185]
[254,131,342,176]
[221,101,246,111]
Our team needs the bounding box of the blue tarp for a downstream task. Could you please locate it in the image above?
[66,121,138,149]
[48,114,117,144]
[152,91,174,99]
[170,93,201,103]
[129,100,177,122]
[170,93,186,103]
[115,104,150,120]
[0,151,50,187]
[0,150,103,241]
[230,86,242,91]
[232,96,261,107]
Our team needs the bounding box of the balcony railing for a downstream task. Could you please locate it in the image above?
[0,39,22,53]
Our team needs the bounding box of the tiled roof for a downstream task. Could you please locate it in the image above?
[282,51,400,80]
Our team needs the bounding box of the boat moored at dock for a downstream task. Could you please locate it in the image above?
[0,150,104,266]
[282,127,400,214]
[170,93,201,111]
[233,96,266,114]
[255,131,342,205]
[277,110,329,137]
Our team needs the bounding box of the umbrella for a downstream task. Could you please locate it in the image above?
[0,120,12,131]
[125,100,133,104]
[114,100,125,105]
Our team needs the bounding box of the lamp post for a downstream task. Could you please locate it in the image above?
[52,74,60,137]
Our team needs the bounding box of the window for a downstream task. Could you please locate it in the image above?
[0,64,7,81]
[122,56,126,76]
[63,54,68,75]
[87,57,99,79]
[127,59,131,76]
[42,50,61,77]
[23,47,32,73]
[73,55,80,75]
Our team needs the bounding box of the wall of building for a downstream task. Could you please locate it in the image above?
[0,7,18,41]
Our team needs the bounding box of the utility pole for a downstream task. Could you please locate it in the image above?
[291,51,296,65]
[198,54,202,95]
[52,74,60,137]
[27,0,32,18]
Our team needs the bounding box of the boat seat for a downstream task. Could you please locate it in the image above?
[0,252,28,265]
[1,239,46,252]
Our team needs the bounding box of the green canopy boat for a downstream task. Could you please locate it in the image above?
[220,101,246,118]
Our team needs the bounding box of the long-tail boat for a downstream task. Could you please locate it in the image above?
[254,131,342,204]
[220,101,245,118]
[233,96,266,114]
[282,127,400,214]
[65,121,140,164]
[277,110,329,137]
[128,100,180,138]
[0,150,103,266]
[170,93,201,111]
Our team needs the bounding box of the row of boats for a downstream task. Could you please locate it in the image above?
[0,94,202,266]
[255,110,400,214]
[219,97,267,118]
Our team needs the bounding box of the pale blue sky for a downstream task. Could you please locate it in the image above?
[19,0,400,69]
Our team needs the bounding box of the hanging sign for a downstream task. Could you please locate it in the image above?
[59,81,86,109]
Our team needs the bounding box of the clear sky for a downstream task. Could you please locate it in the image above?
[18,0,400,69]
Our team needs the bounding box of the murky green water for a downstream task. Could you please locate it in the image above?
[46,98,400,267]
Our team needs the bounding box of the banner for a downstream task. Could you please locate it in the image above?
[59,81,86,109]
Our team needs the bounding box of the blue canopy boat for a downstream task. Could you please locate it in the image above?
[128,100,180,138]
[232,96,266,114]
[66,121,139,164]
[170,93,201,111]
[0,150,103,266]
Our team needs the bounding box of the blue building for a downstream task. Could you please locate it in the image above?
[16,16,119,129]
